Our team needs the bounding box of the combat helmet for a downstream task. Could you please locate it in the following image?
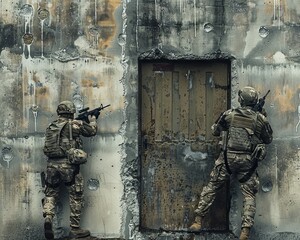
[56,100,76,115]
[238,86,258,107]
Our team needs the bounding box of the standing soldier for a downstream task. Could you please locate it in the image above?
[188,86,273,240]
[42,101,98,239]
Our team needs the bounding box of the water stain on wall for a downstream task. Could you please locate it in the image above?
[0,0,124,239]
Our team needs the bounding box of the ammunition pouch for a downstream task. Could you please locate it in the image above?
[251,144,266,162]
[67,148,87,165]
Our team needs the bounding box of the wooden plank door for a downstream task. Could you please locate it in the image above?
[140,60,230,231]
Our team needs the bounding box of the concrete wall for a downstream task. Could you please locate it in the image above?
[1,0,300,239]
[0,0,124,239]
[124,1,300,239]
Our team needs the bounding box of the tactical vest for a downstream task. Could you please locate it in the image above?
[227,108,259,152]
[43,119,72,158]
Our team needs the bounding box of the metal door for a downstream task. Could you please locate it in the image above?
[139,60,230,231]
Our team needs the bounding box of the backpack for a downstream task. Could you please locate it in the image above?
[43,120,69,158]
[227,108,258,152]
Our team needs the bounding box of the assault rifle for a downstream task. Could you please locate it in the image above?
[253,90,270,113]
[76,104,110,123]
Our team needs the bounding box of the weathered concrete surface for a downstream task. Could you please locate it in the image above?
[1,0,300,240]
[0,0,124,239]
[123,0,300,240]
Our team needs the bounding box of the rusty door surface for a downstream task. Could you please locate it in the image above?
[139,60,230,231]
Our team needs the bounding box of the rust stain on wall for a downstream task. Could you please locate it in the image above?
[274,85,297,112]
[83,0,121,50]
[263,0,288,17]
[1,2,124,236]
[139,61,230,231]
[3,0,300,239]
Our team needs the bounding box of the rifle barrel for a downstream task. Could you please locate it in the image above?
[263,90,270,99]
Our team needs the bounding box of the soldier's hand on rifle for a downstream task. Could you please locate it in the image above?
[261,108,267,117]
[88,115,97,126]
[93,109,100,119]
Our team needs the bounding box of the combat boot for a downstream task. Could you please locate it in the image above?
[69,227,90,238]
[188,216,203,232]
[44,215,54,239]
[239,227,250,240]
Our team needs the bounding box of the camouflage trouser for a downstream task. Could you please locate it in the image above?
[195,151,259,228]
[42,160,84,228]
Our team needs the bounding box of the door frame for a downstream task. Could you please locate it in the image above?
[137,54,233,233]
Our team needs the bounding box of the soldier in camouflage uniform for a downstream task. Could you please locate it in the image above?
[42,101,98,239]
[188,87,273,240]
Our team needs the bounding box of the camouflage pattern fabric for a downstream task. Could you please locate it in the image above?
[68,148,88,164]
[43,115,97,228]
[195,152,259,228]
[195,105,272,228]
[43,162,84,227]
[212,107,273,145]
